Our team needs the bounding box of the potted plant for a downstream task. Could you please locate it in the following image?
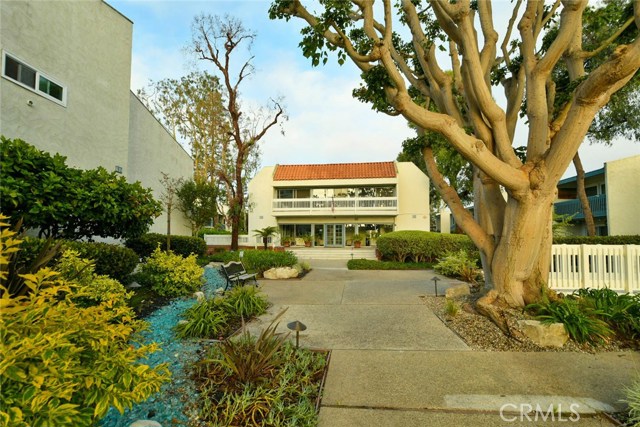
[281,236,292,247]
[302,234,313,247]
[353,233,364,249]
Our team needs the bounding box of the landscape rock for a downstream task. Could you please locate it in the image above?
[518,320,569,348]
[445,284,471,299]
[263,267,299,279]
[126,281,141,289]
[129,421,162,427]
[193,291,205,301]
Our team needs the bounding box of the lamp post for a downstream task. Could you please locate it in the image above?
[287,320,307,348]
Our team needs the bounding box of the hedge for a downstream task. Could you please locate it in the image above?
[553,235,640,245]
[347,259,434,270]
[125,233,207,258]
[376,230,478,263]
[19,237,138,284]
[199,249,298,275]
[197,227,231,238]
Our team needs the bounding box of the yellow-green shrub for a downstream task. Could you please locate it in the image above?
[138,248,204,297]
[0,223,171,427]
[56,249,131,308]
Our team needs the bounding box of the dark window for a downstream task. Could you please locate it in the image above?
[39,76,63,101]
[4,55,36,88]
[3,53,65,104]
[585,186,598,197]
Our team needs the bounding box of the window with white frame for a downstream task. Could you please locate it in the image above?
[2,52,66,105]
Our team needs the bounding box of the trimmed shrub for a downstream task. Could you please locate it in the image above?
[0,225,170,426]
[553,235,640,245]
[376,230,478,263]
[347,259,434,270]
[18,237,138,284]
[138,248,204,297]
[64,241,138,284]
[242,250,298,275]
[126,233,207,259]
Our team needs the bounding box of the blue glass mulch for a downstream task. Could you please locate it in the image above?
[100,265,225,427]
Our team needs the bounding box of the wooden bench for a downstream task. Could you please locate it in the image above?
[220,261,258,291]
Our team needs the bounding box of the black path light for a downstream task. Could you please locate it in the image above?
[287,320,307,348]
[432,276,441,297]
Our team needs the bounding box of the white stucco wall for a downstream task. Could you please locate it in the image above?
[605,155,640,235]
[128,94,193,236]
[395,162,430,231]
[0,0,132,173]
[247,166,278,233]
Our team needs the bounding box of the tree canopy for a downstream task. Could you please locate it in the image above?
[269,0,640,322]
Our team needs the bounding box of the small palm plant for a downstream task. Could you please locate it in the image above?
[253,226,279,250]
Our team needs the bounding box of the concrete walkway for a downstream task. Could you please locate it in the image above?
[251,260,640,426]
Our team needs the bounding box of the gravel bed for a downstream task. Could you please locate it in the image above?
[101,265,225,427]
[422,291,631,353]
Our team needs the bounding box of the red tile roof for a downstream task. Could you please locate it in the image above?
[273,162,396,181]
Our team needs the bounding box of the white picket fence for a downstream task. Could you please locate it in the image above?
[549,245,640,293]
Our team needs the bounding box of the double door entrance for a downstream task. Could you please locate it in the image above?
[324,224,344,247]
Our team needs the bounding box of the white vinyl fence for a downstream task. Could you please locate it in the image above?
[204,234,267,248]
[549,245,640,293]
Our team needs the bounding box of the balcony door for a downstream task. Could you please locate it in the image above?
[325,224,344,247]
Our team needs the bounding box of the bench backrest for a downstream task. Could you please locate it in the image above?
[222,261,246,277]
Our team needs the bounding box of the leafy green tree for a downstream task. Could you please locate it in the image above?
[269,0,640,330]
[191,15,286,250]
[138,71,235,224]
[176,179,220,235]
[1,137,162,240]
[541,0,640,236]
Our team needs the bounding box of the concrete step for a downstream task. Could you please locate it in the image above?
[287,247,377,260]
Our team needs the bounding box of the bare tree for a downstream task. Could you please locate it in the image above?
[270,0,640,330]
[192,14,286,250]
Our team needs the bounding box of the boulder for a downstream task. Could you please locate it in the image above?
[518,320,569,348]
[193,291,205,301]
[129,421,162,427]
[263,267,299,279]
[445,284,470,299]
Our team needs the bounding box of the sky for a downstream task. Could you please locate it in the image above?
[108,0,639,178]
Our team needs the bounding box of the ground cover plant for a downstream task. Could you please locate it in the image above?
[175,285,269,339]
[192,316,328,426]
[527,288,640,345]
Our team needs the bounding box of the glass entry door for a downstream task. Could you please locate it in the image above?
[325,224,344,247]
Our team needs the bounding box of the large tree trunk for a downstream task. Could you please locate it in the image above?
[487,191,556,305]
[573,152,596,236]
[477,190,555,332]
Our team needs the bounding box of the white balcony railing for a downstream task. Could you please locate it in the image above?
[272,197,397,214]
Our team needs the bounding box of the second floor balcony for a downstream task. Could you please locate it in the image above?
[554,194,607,220]
[272,196,398,216]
